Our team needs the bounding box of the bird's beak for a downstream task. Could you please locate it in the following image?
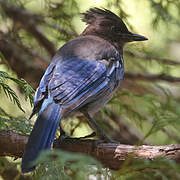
[120,33,148,42]
[130,33,148,41]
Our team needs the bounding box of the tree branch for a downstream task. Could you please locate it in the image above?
[0,0,56,56]
[42,20,77,37]
[0,130,180,170]
[125,73,180,82]
[0,35,45,88]
[125,50,180,66]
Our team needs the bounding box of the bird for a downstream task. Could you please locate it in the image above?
[21,7,148,173]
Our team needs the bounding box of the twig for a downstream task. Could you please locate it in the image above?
[42,20,77,37]
[0,0,56,56]
[104,111,147,144]
[125,73,180,82]
[0,37,45,88]
[0,130,180,170]
[161,128,180,143]
[146,117,180,143]
[13,38,50,64]
[125,50,180,66]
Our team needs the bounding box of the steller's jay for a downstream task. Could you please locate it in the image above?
[21,8,148,173]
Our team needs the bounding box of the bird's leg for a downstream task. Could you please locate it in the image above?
[58,124,70,140]
[60,122,96,140]
[82,111,113,143]
[57,123,96,142]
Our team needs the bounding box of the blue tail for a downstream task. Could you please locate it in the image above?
[21,98,62,173]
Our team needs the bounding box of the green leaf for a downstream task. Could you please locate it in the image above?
[0,81,25,112]
[0,71,35,111]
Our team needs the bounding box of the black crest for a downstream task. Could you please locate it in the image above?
[82,8,121,24]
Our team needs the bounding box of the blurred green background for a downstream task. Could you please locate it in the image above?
[0,0,180,179]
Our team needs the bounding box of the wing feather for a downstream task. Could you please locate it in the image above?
[48,58,106,105]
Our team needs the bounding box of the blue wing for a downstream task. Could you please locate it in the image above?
[31,63,55,116]
[33,57,107,111]
[49,58,107,105]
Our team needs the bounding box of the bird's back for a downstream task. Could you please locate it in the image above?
[53,35,119,64]
[50,35,124,116]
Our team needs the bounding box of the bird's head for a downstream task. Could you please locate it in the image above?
[82,8,148,46]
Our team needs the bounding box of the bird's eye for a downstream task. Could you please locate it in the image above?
[111,26,120,33]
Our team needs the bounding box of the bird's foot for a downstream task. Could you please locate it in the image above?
[79,132,118,143]
[79,132,119,144]
[81,111,119,143]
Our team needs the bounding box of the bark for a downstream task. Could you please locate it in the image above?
[0,130,180,170]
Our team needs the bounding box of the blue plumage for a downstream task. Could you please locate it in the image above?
[21,55,118,173]
[21,7,147,173]
[21,98,62,173]
[49,58,107,105]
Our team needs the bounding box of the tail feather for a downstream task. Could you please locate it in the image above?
[21,98,62,173]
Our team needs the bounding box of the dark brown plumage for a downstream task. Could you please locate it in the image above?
[81,8,147,46]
